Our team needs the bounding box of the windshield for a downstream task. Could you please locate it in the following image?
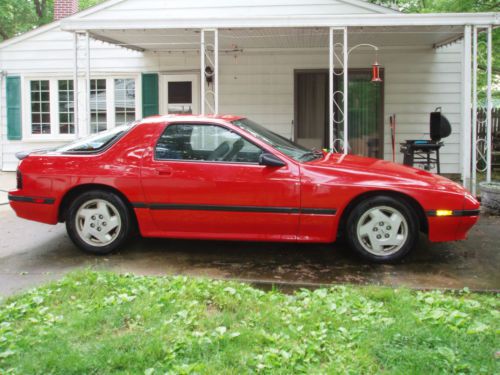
[231,118,322,162]
[55,122,136,153]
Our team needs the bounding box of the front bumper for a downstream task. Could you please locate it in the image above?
[8,192,59,225]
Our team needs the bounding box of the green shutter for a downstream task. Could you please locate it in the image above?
[142,73,159,117]
[6,76,22,140]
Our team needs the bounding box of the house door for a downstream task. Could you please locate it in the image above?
[294,70,384,158]
[160,74,199,115]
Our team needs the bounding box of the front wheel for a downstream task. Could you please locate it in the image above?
[66,190,131,254]
[346,196,419,263]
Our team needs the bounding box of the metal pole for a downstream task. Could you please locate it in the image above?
[471,26,478,196]
[461,25,472,189]
[200,30,205,115]
[329,27,334,151]
[486,25,492,182]
[73,32,79,137]
[86,32,91,134]
[214,29,219,114]
[343,27,348,155]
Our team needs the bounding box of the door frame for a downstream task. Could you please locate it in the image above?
[159,73,200,115]
[293,68,385,158]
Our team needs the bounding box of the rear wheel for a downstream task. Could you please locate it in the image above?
[346,196,419,263]
[66,190,131,254]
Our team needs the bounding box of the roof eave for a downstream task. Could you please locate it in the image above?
[61,12,500,31]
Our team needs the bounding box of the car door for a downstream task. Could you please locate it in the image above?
[140,122,300,240]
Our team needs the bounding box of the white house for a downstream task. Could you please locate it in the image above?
[0,0,498,193]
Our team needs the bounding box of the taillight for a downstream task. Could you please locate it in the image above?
[16,169,23,190]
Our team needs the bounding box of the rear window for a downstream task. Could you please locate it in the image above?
[55,122,136,153]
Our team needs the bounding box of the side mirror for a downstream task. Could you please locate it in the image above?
[259,153,286,167]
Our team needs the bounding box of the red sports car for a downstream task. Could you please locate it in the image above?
[9,115,480,262]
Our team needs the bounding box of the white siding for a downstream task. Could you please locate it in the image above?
[1,24,462,173]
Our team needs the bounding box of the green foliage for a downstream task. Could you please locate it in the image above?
[0,271,498,374]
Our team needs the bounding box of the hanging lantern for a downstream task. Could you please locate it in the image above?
[371,60,382,83]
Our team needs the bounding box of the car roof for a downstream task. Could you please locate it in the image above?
[139,114,245,125]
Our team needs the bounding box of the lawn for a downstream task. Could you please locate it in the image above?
[0,271,498,374]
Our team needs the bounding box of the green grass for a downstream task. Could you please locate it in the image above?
[0,271,498,374]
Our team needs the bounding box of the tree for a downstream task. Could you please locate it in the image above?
[0,0,54,42]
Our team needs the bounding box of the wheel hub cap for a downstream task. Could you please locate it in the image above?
[356,205,408,256]
[75,199,122,247]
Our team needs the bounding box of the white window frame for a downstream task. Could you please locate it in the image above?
[160,74,200,115]
[22,76,76,141]
[21,73,141,141]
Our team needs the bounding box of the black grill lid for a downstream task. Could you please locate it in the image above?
[430,107,451,142]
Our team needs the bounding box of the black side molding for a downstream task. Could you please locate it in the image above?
[132,202,337,215]
[8,194,55,204]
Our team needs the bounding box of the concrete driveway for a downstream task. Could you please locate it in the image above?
[1,171,499,297]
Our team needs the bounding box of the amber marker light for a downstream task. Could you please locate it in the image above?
[436,210,453,217]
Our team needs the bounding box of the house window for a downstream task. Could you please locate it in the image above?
[30,80,50,134]
[90,79,107,133]
[167,81,193,114]
[58,80,75,134]
[114,78,136,125]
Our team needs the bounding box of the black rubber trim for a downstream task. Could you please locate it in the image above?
[132,202,336,215]
[426,209,480,217]
[300,208,337,215]
[8,194,55,204]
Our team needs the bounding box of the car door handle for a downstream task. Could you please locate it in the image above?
[157,168,172,176]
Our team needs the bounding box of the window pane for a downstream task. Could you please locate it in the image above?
[155,124,262,163]
[30,80,51,135]
[114,78,135,126]
[168,81,192,104]
[90,79,107,133]
[58,80,75,134]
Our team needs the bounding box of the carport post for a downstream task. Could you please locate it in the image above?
[461,25,472,189]
[486,25,492,182]
[86,32,91,134]
[471,26,478,196]
[200,30,205,115]
[343,27,348,155]
[73,32,80,137]
[329,27,334,151]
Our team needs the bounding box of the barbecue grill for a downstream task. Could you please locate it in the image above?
[400,107,451,174]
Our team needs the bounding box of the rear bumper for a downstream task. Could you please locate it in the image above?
[8,192,58,225]
[427,210,480,242]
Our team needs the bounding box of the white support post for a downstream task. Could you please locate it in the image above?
[461,25,472,190]
[214,28,219,114]
[73,32,80,137]
[328,27,334,151]
[200,29,218,116]
[86,32,91,136]
[471,26,478,196]
[343,27,348,155]
[200,30,205,115]
[486,25,492,182]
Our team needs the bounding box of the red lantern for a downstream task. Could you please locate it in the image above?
[371,60,382,83]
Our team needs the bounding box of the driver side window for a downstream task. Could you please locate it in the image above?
[155,124,263,163]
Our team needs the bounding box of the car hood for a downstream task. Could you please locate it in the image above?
[305,153,466,194]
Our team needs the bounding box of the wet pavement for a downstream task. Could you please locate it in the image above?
[1,201,499,297]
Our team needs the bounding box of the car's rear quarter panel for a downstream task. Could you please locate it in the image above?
[11,123,158,225]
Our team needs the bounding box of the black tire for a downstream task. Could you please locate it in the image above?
[66,190,132,255]
[345,195,419,263]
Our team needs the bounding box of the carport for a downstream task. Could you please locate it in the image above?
[61,11,498,193]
